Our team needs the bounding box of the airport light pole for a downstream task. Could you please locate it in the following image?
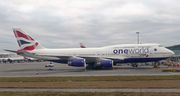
[136,32,140,44]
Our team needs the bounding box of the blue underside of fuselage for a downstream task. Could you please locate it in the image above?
[48,57,168,64]
[117,57,168,63]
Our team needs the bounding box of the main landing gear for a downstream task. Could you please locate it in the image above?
[131,63,138,68]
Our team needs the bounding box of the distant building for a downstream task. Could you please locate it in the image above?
[167,45,180,62]
[0,53,24,63]
[0,53,22,59]
[167,45,180,55]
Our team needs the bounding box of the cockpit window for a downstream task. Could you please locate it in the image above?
[154,48,157,51]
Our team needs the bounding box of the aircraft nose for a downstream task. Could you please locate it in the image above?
[168,50,175,56]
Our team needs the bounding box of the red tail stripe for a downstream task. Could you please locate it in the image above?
[15,30,34,41]
[22,42,39,51]
[15,30,29,40]
[35,42,39,46]
[80,45,86,48]
[23,45,35,51]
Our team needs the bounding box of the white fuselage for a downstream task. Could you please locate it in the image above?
[30,44,174,62]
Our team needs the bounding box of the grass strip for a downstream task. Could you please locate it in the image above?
[0,80,180,89]
[0,76,180,89]
[0,92,180,96]
[0,75,179,82]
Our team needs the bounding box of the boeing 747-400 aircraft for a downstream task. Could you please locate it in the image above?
[5,28,174,69]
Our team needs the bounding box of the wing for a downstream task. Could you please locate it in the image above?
[37,54,126,63]
[4,49,125,63]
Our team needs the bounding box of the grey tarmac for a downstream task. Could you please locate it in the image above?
[0,62,180,77]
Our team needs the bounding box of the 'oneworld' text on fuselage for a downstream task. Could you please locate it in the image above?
[113,48,149,54]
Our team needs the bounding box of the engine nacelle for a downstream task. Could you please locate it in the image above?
[68,58,86,67]
[96,59,113,68]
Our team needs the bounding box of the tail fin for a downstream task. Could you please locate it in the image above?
[80,43,86,48]
[13,28,44,51]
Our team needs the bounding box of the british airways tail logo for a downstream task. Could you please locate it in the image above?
[14,30,38,51]
[113,48,149,55]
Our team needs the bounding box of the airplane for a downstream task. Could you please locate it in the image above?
[80,43,86,48]
[5,28,175,69]
[79,43,165,67]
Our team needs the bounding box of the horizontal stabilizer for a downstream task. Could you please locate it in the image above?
[4,49,34,57]
[4,49,21,54]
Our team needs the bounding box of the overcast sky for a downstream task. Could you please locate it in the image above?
[0,0,180,53]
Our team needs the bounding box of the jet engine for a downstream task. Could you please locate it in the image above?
[95,59,113,68]
[68,58,86,67]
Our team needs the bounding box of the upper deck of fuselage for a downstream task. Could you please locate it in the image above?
[102,43,161,48]
[33,43,162,53]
